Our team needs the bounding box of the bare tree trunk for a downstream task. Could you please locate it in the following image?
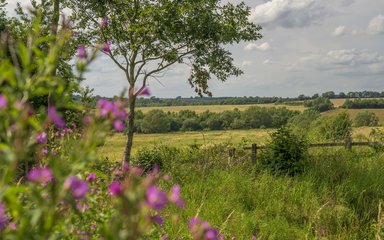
[124,89,136,162]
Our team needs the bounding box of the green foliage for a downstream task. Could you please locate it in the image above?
[260,127,308,176]
[354,111,379,127]
[317,111,352,142]
[140,109,171,133]
[304,97,334,112]
[342,98,384,108]
[133,147,164,172]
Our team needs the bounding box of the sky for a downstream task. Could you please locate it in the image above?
[5,0,384,98]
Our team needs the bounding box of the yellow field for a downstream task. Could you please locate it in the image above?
[137,104,306,113]
[323,109,384,124]
[97,127,382,161]
[97,129,273,161]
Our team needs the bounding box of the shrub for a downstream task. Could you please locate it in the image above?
[318,112,352,142]
[133,147,164,172]
[260,126,308,176]
[304,97,334,112]
[354,111,379,127]
[140,109,171,133]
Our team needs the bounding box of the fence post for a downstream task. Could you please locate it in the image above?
[251,144,257,164]
[345,137,352,151]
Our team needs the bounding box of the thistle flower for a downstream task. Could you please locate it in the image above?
[138,86,151,96]
[0,203,9,231]
[146,185,168,210]
[27,167,53,186]
[65,176,89,199]
[86,172,96,182]
[150,215,164,226]
[169,185,185,208]
[102,41,111,53]
[48,107,65,128]
[77,45,87,59]
[100,16,110,27]
[108,181,122,196]
[113,120,125,132]
[36,132,47,144]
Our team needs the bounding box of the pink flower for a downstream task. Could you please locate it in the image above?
[113,120,125,132]
[102,41,111,52]
[0,95,7,109]
[122,161,131,172]
[27,167,53,186]
[100,16,110,27]
[150,215,164,226]
[169,185,185,208]
[48,107,65,128]
[76,203,89,212]
[36,132,47,144]
[138,86,151,96]
[146,185,168,210]
[96,99,114,117]
[77,45,87,59]
[108,181,122,196]
[0,203,9,231]
[65,176,89,199]
[41,148,48,156]
[86,172,96,182]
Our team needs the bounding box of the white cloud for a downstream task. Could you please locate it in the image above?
[332,25,346,36]
[244,42,271,51]
[287,49,384,75]
[367,14,384,34]
[242,60,253,66]
[249,0,326,28]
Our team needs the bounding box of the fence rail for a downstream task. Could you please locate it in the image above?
[230,141,384,164]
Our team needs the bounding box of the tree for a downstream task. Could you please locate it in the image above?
[354,111,379,127]
[67,0,262,162]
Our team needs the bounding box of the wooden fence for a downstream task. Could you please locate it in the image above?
[228,140,384,164]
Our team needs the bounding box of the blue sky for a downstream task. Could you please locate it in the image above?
[6,0,384,98]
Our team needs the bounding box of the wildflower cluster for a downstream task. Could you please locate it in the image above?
[96,99,128,132]
[189,217,224,240]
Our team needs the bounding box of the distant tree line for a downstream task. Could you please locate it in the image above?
[132,106,300,133]
[85,90,384,108]
[342,99,384,109]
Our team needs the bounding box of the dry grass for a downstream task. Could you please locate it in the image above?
[323,109,384,124]
[136,104,306,113]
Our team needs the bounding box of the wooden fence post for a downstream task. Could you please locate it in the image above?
[251,144,257,164]
[345,137,352,151]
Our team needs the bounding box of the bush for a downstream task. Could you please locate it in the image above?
[133,147,164,172]
[260,126,308,176]
[140,109,171,133]
[304,97,334,112]
[354,111,379,127]
[318,112,352,142]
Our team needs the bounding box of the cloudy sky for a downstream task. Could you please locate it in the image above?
[6,0,384,98]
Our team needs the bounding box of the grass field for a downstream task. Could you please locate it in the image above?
[324,108,384,124]
[98,127,381,160]
[137,103,306,113]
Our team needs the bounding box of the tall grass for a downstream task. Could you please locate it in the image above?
[137,144,384,239]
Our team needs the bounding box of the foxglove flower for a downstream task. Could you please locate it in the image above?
[65,176,89,199]
[146,185,168,210]
[27,167,53,186]
[48,107,65,128]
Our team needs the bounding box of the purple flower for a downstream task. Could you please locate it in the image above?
[27,167,53,186]
[65,176,89,199]
[100,16,110,27]
[150,215,164,226]
[41,148,48,156]
[189,217,201,230]
[0,203,9,231]
[161,234,168,240]
[36,132,47,144]
[0,95,7,109]
[113,120,125,132]
[122,161,131,172]
[77,45,87,59]
[102,41,111,53]
[86,172,96,182]
[138,86,151,96]
[48,107,65,128]
[111,101,128,119]
[96,99,114,117]
[76,203,89,212]
[108,181,122,196]
[51,150,57,156]
[169,185,185,208]
[204,229,222,240]
[146,185,168,210]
